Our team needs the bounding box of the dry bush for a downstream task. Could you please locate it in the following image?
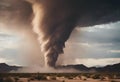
[81,76,87,81]
[100,76,110,81]
[110,80,118,82]
[4,77,15,82]
[62,80,65,82]
[46,76,56,80]
[14,77,19,82]
[90,74,100,79]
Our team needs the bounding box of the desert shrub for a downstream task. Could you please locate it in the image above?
[62,80,65,82]
[80,76,87,81]
[83,78,87,81]
[37,75,47,80]
[29,75,35,81]
[110,80,118,82]
[27,79,31,82]
[100,76,110,81]
[4,77,15,82]
[46,76,56,80]
[67,77,74,79]
[35,75,47,80]
[29,74,47,81]
[85,74,91,78]
[14,77,19,82]
[90,74,100,79]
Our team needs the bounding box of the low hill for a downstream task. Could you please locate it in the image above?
[0,63,21,73]
[0,63,120,73]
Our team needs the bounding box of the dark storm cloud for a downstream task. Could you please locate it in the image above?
[1,0,120,67]
[0,0,32,25]
[33,0,120,67]
[25,0,120,67]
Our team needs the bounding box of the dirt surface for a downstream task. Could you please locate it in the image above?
[19,78,120,82]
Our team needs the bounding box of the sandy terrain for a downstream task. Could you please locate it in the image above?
[19,78,120,82]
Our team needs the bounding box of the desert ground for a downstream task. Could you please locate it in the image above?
[0,73,120,82]
[19,78,120,82]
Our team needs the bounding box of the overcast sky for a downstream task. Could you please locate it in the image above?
[58,22,120,67]
[0,22,120,67]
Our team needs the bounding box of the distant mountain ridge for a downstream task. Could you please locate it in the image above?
[94,63,120,72]
[57,63,120,73]
[57,64,89,72]
[0,63,120,73]
[0,63,21,73]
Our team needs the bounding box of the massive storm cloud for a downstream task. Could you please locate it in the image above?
[1,0,120,68]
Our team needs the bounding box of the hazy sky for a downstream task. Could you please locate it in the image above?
[0,22,120,67]
[0,29,25,65]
